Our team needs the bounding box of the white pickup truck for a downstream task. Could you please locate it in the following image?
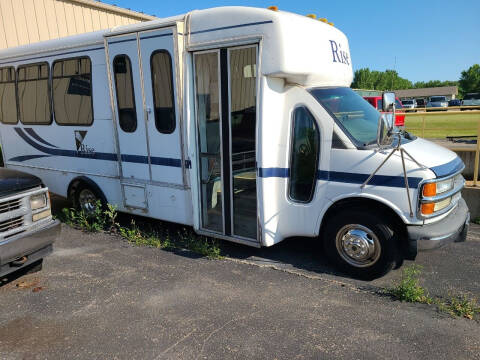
[0,168,59,277]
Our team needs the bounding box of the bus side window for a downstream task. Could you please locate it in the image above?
[17,63,51,125]
[289,106,320,203]
[150,50,175,134]
[0,67,18,124]
[113,55,137,132]
[52,57,93,126]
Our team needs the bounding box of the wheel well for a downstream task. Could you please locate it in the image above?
[67,176,107,208]
[320,197,409,257]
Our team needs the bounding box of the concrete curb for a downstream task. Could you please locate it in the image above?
[462,186,480,220]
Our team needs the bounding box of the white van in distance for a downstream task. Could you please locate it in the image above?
[0,7,469,278]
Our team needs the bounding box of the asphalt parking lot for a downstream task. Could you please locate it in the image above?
[0,200,479,359]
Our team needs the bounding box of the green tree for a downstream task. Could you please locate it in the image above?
[459,64,480,97]
[413,80,458,88]
[351,68,412,90]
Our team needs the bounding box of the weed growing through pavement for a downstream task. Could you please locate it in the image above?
[387,265,479,319]
[438,293,480,320]
[59,202,222,259]
[59,200,116,232]
[387,265,433,304]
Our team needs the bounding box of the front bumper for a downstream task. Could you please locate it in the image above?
[0,219,60,277]
[407,198,469,252]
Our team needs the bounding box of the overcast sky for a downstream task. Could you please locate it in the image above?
[101,0,480,82]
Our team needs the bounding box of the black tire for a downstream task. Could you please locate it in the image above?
[74,183,105,213]
[322,208,398,280]
[24,259,43,275]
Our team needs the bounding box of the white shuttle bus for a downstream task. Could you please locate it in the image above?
[0,7,469,278]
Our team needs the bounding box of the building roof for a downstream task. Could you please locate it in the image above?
[395,86,458,99]
[66,0,156,21]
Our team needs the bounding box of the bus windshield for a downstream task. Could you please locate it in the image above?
[309,87,380,146]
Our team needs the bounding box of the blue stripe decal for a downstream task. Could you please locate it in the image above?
[258,167,289,178]
[151,156,182,167]
[320,170,422,188]
[9,154,51,162]
[430,157,464,178]
[139,33,173,40]
[108,38,137,45]
[258,167,422,188]
[0,46,104,66]
[121,154,148,164]
[24,128,58,148]
[15,127,117,161]
[189,20,273,35]
[13,127,182,168]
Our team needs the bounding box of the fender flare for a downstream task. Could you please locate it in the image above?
[67,176,107,207]
[315,192,413,234]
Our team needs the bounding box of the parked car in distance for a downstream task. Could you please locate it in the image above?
[462,93,480,108]
[427,96,448,111]
[401,99,417,111]
[0,168,59,278]
[448,99,462,107]
[363,96,405,127]
[416,98,426,108]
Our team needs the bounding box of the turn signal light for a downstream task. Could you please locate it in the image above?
[306,14,316,19]
[328,22,334,26]
[319,18,328,23]
[267,6,278,11]
[421,203,435,215]
[422,183,437,197]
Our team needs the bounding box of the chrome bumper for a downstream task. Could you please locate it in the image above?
[0,219,60,277]
[407,198,469,251]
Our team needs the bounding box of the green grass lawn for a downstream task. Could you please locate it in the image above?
[404,112,480,139]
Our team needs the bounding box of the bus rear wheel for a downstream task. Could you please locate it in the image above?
[75,184,104,214]
[322,209,397,279]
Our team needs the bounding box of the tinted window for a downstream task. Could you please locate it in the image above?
[289,106,320,203]
[310,87,379,146]
[52,57,92,126]
[17,63,51,124]
[0,67,17,124]
[430,96,446,102]
[113,55,137,132]
[150,51,175,134]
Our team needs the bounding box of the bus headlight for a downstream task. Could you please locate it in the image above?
[421,197,452,215]
[30,193,47,210]
[422,178,454,197]
[419,174,464,218]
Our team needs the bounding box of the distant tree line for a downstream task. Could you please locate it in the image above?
[352,64,480,98]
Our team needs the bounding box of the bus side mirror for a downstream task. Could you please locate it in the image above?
[382,92,396,112]
[377,113,394,147]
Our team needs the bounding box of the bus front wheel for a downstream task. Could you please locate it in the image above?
[322,208,398,279]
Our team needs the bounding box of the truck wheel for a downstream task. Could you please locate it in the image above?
[322,209,397,279]
[75,183,104,214]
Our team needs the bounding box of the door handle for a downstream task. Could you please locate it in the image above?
[145,106,152,121]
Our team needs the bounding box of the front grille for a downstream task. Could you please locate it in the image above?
[0,216,24,233]
[0,198,22,214]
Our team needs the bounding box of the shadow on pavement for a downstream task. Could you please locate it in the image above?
[50,195,351,280]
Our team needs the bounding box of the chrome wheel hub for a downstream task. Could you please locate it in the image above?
[78,189,98,213]
[335,224,381,268]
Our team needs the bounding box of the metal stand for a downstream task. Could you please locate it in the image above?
[361,133,425,218]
